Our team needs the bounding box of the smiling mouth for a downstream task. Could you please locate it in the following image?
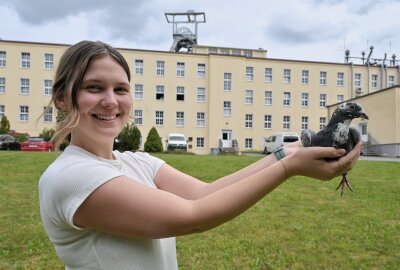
[93,114,119,120]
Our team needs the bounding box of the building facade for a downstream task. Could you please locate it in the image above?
[0,39,399,154]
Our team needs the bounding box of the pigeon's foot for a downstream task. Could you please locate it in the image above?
[335,173,354,196]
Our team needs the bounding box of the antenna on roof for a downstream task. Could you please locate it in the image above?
[164,10,206,53]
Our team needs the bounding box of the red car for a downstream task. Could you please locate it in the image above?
[21,137,55,152]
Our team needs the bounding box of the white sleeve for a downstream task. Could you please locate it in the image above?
[42,159,124,230]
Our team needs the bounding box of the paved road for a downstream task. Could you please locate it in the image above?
[243,153,400,162]
[359,156,400,162]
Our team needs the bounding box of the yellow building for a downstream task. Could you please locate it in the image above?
[328,85,400,157]
[0,39,399,155]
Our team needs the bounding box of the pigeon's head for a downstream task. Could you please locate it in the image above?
[337,102,369,120]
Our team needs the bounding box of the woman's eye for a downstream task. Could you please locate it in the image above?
[86,85,102,92]
[115,88,129,94]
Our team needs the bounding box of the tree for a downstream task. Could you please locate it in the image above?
[39,127,55,140]
[0,116,10,134]
[144,127,163,152]
[113,123,141,151]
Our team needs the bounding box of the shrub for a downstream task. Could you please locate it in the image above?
[39,128,55,140]
[114,123,141,151]
[144,127,163,152]
[0,116,10,134]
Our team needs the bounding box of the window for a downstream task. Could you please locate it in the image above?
[301,116,309,130]
[320,71,327,85]
[388,75,395,87]
[176,86,185,101]
[220,49,229,55]
[283,69,291,83]
[245,138,253,149]
[245,90,253,104]
[43,106,53,123]
[283,115,291,130]
[264,91,272,105]
[337,72,344,86]
[0,51,7,67]
[301,92,309,107]
[301,70,309,84]
[19,106,29,121]
[208,48,217,54]
[134,84,143,100]
[0,77,5,94]
[134,110,143,125]
[360,123,367,135]
[44,80,52,96]
[320,117,326,130]
[283,92,291,106]
[44,53,54,69]
[232,50,241,56]
[197,63,206,78]
[371,74,378,88]
[337,94,344,102]
[246,67,254,81]
[223,101,231,116]
[354,73,361,87]
[156,60,165,76]
[197,87,205,102]
[264,115,272,129]
[21,52,30,68]
[224,73,232,91]
[320,94,327,107]
[156,85,164,100]
[20,78,30,95]
[245,114,253,128]
[177,62,185,77]
[265,68,272,82]
[135,60,144,75]
[196,137,205,148]
[155,111,164,126]
[243,51,252,57]
[176,111,184,127]
[0,105,5,119]
[197,112,205,127]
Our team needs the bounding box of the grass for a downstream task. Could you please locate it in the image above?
[0,151,399,269]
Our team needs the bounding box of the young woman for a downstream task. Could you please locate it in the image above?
[39,40,362,269]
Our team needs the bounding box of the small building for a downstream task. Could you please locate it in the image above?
[327,85,400,157]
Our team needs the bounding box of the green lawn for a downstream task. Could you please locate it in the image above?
[0,151,399,269]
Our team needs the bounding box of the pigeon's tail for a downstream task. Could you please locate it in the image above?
[301,129,312,147]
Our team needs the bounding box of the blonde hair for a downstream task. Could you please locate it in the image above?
[50,40,131,146]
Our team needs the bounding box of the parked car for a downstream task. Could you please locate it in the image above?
[0,134,21,150]
[21,137,55,152]
[166,133,187,151]
[263,132,300,154]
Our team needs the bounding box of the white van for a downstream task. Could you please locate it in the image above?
[166,133,188,151]
[263,132,299,154]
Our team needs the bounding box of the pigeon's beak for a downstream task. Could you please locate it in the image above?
[360,111,369,120]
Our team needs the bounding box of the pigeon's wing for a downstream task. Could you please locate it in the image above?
[348,127,361,152]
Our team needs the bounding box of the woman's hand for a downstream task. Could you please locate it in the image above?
[282,140,303,156]
[282,142,362,180]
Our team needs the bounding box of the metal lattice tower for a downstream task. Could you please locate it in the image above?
[165,10,206,52]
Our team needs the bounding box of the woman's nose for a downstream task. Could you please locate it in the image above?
[100,89,118,107]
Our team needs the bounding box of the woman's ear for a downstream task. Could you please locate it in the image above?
[55,95,66,111]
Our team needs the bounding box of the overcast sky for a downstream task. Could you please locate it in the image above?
[1,0,399,63]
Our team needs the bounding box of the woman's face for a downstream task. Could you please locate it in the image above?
[71,55,132,146]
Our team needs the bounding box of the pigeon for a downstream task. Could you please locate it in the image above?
[301,102,369,195]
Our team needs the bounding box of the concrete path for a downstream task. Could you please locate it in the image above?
[359,156,400,162]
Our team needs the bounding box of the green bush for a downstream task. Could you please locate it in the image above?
[144,127,163,152]
[39,128,55,140]
[114,123,141,152]
[0,116,10,134]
